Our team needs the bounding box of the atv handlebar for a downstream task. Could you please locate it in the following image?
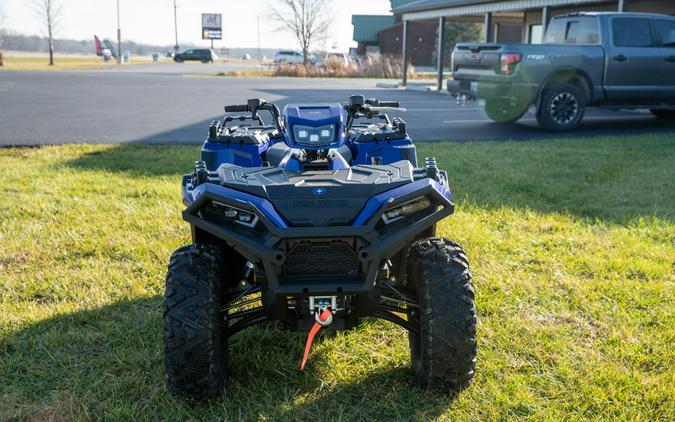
[224,98,283,131]
[224,105,250,113]
[367,99,399,108]
[345,95,403,130]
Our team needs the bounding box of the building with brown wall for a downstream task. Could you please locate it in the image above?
[379,0,675,86]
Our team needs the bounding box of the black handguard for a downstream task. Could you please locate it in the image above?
[224,104,250,113]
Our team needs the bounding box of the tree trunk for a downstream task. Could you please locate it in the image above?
[303,47,308,65]
[48,29,54,66]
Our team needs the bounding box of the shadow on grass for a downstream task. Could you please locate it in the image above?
[0,297,452,420]
[63,143,198,177]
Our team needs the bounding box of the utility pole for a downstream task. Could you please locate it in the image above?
[173,0,179,52]
[116,0,122,64]
[257,16,261,61]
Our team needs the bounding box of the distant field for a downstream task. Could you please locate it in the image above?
[0,52,156,71]
[0,135,673,420]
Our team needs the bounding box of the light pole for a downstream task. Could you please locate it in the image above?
[257,16,261,61]
[173,0,179,52]
[116,0,122,64]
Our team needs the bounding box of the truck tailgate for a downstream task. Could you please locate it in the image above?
[452,44,502,75]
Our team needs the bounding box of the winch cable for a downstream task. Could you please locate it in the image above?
[300,308,333,370]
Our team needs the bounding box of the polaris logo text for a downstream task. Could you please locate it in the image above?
[291,200,348,208]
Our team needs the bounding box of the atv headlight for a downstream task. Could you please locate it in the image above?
[382,197,432,224]
[211,201,259,228]
[292,124,337,147]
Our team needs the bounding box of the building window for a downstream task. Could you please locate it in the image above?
[529,24,543,44]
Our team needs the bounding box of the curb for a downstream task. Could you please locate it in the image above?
[406,85,435,92]
[376,82,400,89]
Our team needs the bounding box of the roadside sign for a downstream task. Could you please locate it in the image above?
[202,13,222,40]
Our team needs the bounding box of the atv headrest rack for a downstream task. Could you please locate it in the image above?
[224,98,283,132]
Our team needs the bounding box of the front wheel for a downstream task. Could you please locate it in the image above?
[164,244,227,400]
[536,83,586,132]
[407,238,477,392]
[484,98,528,123]
[650,109,675,120]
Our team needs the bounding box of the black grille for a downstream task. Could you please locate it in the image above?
[283,240,359,278]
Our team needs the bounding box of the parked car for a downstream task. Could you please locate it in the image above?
[448,12,675,131]
[274,50,318,65]
[320,52,351,66]
[274,50,304,64]
[173,49,215,63]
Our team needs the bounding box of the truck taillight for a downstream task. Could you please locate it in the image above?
[500,53,522,75]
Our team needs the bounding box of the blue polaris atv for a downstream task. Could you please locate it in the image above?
[164,96,476,399]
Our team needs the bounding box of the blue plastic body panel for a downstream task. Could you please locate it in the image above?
[348,137,418,167]
[283,104,348,150]
[182,173,451,229]
[200,139,270,169]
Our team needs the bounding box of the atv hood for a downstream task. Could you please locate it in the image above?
[214,161,417,227]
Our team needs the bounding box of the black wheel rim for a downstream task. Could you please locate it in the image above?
[550,92,579,125]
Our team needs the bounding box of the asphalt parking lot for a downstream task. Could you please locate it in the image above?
[1,64,674,145]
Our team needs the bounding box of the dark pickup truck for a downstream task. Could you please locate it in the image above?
[448,12,675,131]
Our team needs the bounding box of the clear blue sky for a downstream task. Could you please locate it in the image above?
[1,0,392,50]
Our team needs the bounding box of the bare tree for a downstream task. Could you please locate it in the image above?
[0,3,6,53]
[271,0,332,65]
[33,0,62,66]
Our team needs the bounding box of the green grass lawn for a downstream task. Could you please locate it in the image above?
[0,135,673,420]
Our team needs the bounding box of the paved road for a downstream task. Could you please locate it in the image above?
[1,65,674,145]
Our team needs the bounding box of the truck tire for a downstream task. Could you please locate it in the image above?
[650,109,675,120]
[484,98,528,124]
[407,238,477,392]
[164,244,227,400]
[536,83,586,132]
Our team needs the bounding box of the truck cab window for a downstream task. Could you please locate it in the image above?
[657,20,675,46]
[613,18,654,47]
[544,17,599,44]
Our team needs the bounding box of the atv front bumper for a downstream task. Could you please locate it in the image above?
[182,176,453,321]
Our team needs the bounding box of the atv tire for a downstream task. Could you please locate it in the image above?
[407,238,476,392]
[164,244,227,400]
[484,98,528,124]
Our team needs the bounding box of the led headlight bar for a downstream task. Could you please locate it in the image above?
[292,124,337,147]
[382,197,432,224]
[211,201,259,228]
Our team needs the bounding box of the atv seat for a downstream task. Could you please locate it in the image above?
[266,142,353,169]
[348,121,406,142]
[212,126,278,145]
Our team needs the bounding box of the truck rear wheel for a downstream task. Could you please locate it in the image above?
[164,244,228,400]
[484,98,528,124]
[537,83,586,132]
[650,109,675,120]
[406,238,477,392]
